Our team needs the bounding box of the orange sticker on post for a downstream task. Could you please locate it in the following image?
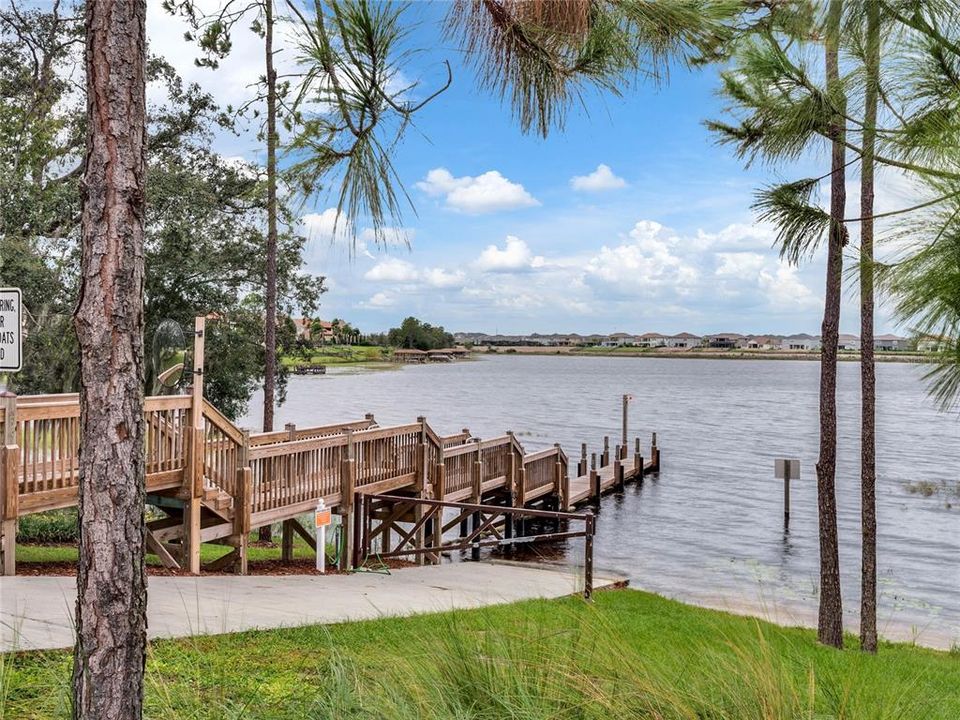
[315,507,332,528]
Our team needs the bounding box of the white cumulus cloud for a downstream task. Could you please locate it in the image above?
[715,252,767,280]
[475,235,544,272]
[364,258,419,283]
[359,292,395,309]
[570,164,627,192]
[416,168,539,214]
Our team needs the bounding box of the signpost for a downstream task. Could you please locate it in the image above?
[775,458,800,525]
[314,499,332,572]
[0,288,22,374]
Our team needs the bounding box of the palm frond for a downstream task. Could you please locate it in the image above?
[445,0,737,137]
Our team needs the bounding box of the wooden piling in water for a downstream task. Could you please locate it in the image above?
[602,436,610,467]
[590,453,600,503]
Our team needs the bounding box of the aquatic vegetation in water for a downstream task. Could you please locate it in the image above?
[903,479,960,504]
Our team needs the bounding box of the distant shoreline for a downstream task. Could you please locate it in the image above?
[478,346,934,363]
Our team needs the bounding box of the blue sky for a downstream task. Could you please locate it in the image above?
[149,1,912,336]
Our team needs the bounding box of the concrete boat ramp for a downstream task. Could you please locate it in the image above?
[0,561,625,652]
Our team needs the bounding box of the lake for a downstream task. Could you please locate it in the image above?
[240,354,960,647]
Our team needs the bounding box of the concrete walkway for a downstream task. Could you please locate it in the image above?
[1,562,624,652]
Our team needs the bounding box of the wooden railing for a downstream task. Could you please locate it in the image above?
[201,400,243,499]
[248,433,347,515]
[248,417,376,447]
[11,395,192,512]
[441,442,480,496]
[353,423,421,489]
[521,445,568,505]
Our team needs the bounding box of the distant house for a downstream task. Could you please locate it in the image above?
[747,335,777,350]
[665,332,701,349]
[917,335,949,352]
[837,333,861,351]
[704,333,744,349]
[874,334,908,351]
[599,332,634,347]
[293,317,312,341]
[635,332,667,348]
[781,334,821,351]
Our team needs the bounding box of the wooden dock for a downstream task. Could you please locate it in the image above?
[0,391,659,576]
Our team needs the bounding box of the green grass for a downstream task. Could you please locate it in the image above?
[3,589,958,719]
[282,345,389,366]
[16,534,318,567]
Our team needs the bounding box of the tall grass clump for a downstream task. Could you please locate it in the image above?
[2,591,958,718]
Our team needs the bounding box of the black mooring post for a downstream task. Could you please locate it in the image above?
[583,511,595,601]
[470,509,481,560]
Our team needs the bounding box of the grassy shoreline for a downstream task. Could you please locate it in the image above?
[281,345,391,366]
[3,589,957,718]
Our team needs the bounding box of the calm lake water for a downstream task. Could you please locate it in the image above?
[241,355,960,646]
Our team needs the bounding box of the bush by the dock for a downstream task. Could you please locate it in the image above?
[2,589,958,718]
[16,510,78,544]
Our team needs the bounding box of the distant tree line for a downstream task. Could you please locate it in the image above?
[383,317,454,351]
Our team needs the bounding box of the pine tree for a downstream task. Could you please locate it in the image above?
[73,0,148,716]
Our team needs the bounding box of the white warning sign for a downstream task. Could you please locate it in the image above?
[0,288,22,372]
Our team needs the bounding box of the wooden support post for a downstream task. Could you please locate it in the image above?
[590,452,600,503]
[183,426,204,574]
[602,436,610,467]
[285,422,296,441]
[1,393,17,576]
[415,417,428,565]
[471,439,482,560]
[614,454,624,492]
[578,443,587,477]
[553,444,563,496]
[181,316,206,575]
[431,462,445,561]
[0,392,15,445]
[561,457,570,512]
[651,432,660,471]
[352,492,364,568]
[235,467,251,574]
[338,434,356,570]
[281,520,294,562]
[506,431,517,496]
[1,443,19,576]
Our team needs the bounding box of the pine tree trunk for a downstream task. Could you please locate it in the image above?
[260,0,278,543]
[72,0,148,717]
[859,0,880,654]
[817,0,846,650]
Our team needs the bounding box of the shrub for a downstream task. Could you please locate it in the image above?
[17,509,78,544]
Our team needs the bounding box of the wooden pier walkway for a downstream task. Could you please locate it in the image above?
[0,391,659,576]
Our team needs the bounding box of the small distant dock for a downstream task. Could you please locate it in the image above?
[393,347,470,364]
[292,363,326,375]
